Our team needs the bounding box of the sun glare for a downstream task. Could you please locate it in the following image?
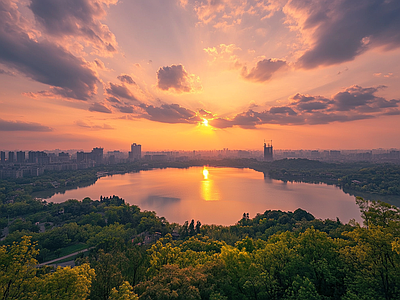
[203,167,209,180]
[202,119,209,126]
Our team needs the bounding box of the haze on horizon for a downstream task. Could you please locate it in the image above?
[1,0,400,152]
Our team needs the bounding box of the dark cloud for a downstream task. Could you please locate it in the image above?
[0,0,98,100]
[241,59,287,82]
[285,0,400,68]
[140,103,201,124]
[0,118,52,132]
[0,68,14,76]
[210,85,400,128]
[105,96,121,104]
[198,109,214,119]
[114,105,135,114]
[117,74,136,85]
[156,64,201,93]
[29,0,117,56]
[269,106,297,115]
[89,102,112,113]
[332,85,399,112]
[106,83,138,101]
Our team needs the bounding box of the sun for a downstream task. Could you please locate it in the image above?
[202,119,209,126]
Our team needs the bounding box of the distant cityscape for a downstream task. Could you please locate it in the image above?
[1,142,399,179]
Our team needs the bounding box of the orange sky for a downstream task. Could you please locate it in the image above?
[1,0,400,152]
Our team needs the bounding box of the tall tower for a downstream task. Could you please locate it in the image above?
[264,140,273,161]
[129,143,141,160]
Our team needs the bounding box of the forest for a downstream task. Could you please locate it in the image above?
[1,194,400,300]
[1,159,400,299]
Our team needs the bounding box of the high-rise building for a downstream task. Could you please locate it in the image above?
[0,151,5,163]
[17,151,25,163]
[91,147,103,164]
[129,143,141,160]
[264,140,273,161]
[8,151,15,163]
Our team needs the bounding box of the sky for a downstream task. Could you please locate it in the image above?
[1,0,400,152]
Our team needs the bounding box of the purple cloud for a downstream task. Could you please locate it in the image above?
[156,64,201,93]
[106,83,138,101]
[0,0,99,100]
[89,102,112,113]
[282,0,400,68]
[29,0,118,56]
[0,118,52,132]
[241,59,287,82]
[117,74,136,85]
[210,85,400,128]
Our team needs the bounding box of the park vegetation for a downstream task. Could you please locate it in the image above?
[1,194,400,300]
[1,159,400,299]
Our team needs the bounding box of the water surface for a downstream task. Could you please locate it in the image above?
[45,167,363,225]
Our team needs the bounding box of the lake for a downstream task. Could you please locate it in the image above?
[43,167,363,225]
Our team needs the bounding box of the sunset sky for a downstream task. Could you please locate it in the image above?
[1,0,400,152]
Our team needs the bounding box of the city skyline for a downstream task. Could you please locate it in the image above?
[1,0,400,151]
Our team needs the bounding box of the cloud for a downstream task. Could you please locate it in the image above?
[29,0,118,56]
[0,0,99,100]
[241,59,287,82]
[209,85,400,128]
[0,68,15,76]
[140,103,201,124]
[89,102,112,113]
[0,119,52,132]
[204,43,242,68]
[117,74,136,85]
[106,83,138,101]
[156,64,202,93]
[106,96,121,103]
[192,0,277,27]
[76,120,114,129]
[275,0,400,68]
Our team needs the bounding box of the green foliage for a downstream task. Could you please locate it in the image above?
[109,281,139,300]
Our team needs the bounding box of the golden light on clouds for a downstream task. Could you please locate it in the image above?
[1,0,400,150]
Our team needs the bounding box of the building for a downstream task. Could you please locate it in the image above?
[0,151,5,163]
[8,151,15,163]
[77,148,103,164]
[264,140,273,161]
[91,147,103,164]
[17,151,25,163]
[129,143,141,160]
[28,151,50,164]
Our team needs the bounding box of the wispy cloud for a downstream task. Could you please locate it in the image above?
[0,119,52,132]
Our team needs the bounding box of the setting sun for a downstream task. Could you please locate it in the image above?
[202,119,209,127]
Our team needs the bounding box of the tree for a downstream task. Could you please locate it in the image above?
[0,236,38,300]
[189,220,195,236]
[28,264,95,300]
[196,221,201,234]
[109,281,138,300]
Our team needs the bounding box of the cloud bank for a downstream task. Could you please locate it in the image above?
[208,85,400,128]
[0,0,99,100]
[279,0,400,68]
[29,0,118,56]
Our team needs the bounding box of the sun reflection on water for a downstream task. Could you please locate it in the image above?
[201,166,220,201]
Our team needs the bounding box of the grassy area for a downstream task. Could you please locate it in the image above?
[43,243,87,263]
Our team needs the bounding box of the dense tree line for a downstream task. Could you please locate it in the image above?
[1,196,400,299]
